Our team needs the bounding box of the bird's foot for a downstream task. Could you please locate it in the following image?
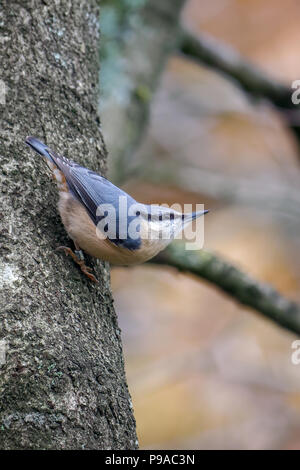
[56,246,98,283]
[77,260,99,284]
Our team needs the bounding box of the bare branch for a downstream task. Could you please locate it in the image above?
[179,29,292,108]
[153,243,300,335]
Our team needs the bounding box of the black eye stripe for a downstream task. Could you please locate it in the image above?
[146,212,176,221]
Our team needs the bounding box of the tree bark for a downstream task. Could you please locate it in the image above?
[0,0,137,449]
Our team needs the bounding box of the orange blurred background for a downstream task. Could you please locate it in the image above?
[109,0,300,449]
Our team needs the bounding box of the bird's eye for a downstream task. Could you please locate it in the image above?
[104,223,108,232]
[136,211,140,216]
[170,213,174,221]
[159,214,163,221]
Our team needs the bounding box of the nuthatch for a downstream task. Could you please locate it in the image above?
[26,137,208,282]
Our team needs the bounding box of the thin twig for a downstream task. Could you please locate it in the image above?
[179,29,292,108]
[180,29,300,156]
[180,30,292,107]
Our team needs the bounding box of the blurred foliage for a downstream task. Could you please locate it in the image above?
[99,0,300,450]
[99,0,148,101]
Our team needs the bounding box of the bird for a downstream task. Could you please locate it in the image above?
[26,137,209,283]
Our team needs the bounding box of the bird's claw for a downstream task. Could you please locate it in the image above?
[83,266,93,273]
[81,269,98,283]
[56,246,73,257]
[56,245,98,283]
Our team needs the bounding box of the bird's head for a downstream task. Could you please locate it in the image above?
[136,204,209,243]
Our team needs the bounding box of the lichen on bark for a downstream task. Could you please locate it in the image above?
[0,0,137,450]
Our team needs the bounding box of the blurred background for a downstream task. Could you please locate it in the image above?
[99,0,300,449]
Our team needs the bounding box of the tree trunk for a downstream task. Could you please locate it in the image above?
[0,0,137,450]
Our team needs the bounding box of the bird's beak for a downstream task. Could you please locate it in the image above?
[191,209,209,220]
[181,210,209,227]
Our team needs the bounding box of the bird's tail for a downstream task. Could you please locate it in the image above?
[26,136,56,164]
[25,136,69,192]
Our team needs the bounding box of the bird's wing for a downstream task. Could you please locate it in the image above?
[48,149,142,250]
